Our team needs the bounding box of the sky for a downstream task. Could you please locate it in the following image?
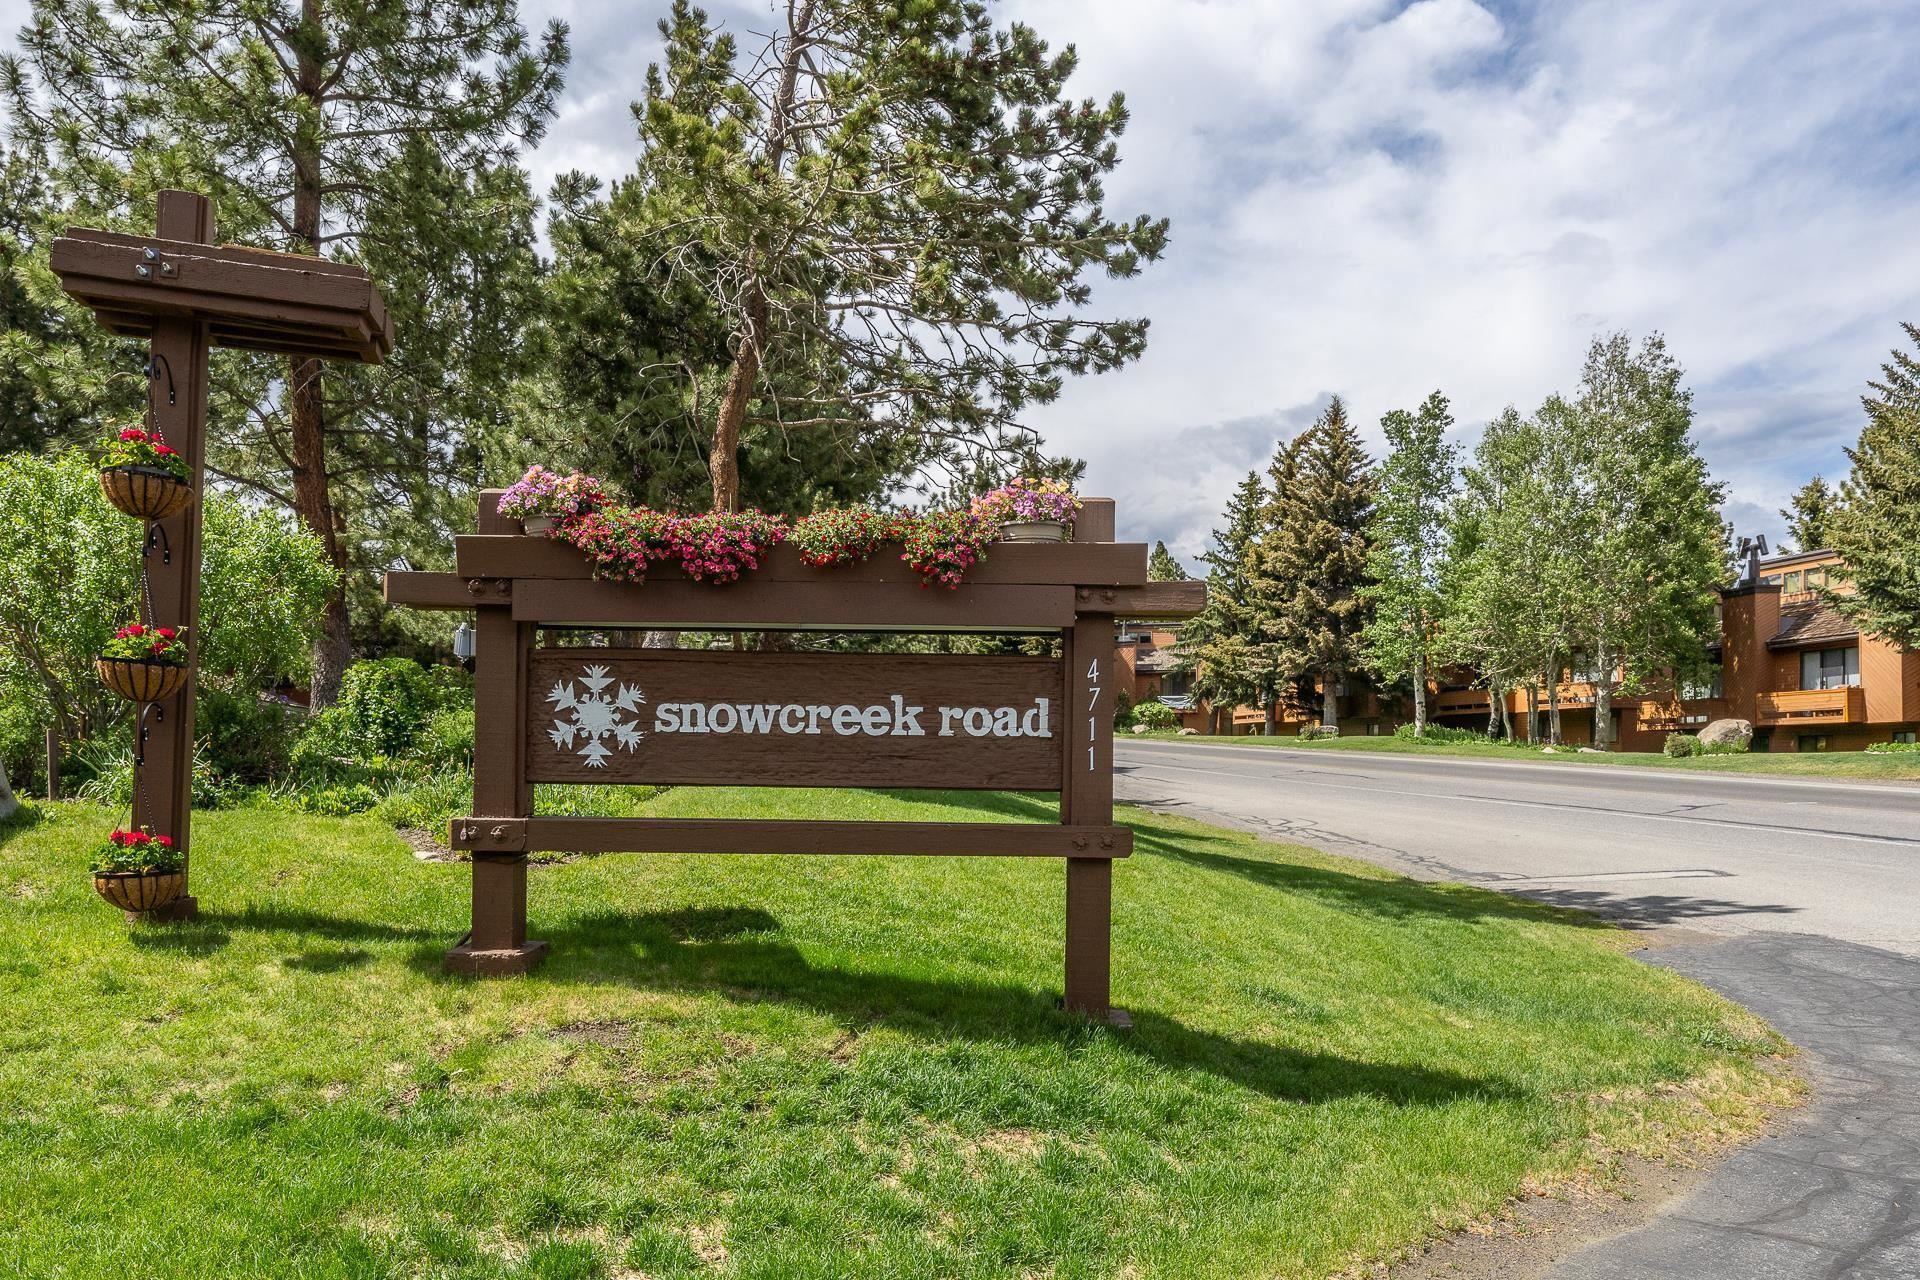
[6,0,1918,563]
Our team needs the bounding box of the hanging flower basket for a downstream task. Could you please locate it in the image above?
[96,625,189,704]
[971,479,1082,544]
[98,428,193,520]
[90,829,185,912]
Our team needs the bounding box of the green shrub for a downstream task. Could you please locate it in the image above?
[291,783,380,817]
[372,770,474,834]
[1297,723,1337,741]
[416,707,475,770]
[1867,740,1920,754]
[1699,728,1751,755]
[1664,732,1703,758]
[1393,723,1486,745]
[74,736,243,810]
[338,658,437,755]
[1133,701,1178,730]
[196,689,296,783]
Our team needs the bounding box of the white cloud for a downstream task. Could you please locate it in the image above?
[5,0,1915,562]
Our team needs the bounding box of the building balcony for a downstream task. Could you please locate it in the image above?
[1755,687,1866,725]
[1432,688,1491,714]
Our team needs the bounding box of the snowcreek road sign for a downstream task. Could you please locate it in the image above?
[527,650,1064,788]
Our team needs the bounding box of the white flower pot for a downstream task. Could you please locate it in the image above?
[521,516,556,536]
[998,520,1071,544]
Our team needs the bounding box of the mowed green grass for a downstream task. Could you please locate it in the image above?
[0,790,1793,1280]
[1140,730,1920,780]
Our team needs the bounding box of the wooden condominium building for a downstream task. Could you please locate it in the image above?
[1117,548,1920,752]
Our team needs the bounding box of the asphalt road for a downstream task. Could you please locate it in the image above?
[1115,740,1920,954]
[1114,739,1920,1277]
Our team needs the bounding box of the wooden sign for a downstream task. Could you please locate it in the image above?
[387,492,1208,1024]
[527,650,1064,789]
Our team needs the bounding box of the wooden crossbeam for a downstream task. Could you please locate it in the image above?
[450,817,1132,859]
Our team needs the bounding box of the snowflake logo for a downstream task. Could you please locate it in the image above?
[547,664,646,767]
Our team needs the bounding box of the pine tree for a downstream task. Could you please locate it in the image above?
[1558,333,1727,749]
[1147,541,1189,582]
[1780,475,1839,554]
[1829,323,1920,647]
[6,1,569,703]
[1174,472,1273,735]
[594,0,1168,512]
[1254,397,1375,730]
[1359,392,1457,735]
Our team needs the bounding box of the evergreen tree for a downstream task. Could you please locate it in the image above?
[1780,475,1839,553]
[1147,541,1189,582]
[1173,471,1273,735]
[1829,324,1920,647]
[5,1,569,704]
[1558,333,1727,749]
[593,0,1168,512]
[1254,397,1375,730]
[1359,391,1457,735]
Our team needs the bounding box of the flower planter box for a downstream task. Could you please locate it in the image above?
[998,520,1071,544]
[95,656,189,704]
[99,465,194,521]
[93,870,186,913]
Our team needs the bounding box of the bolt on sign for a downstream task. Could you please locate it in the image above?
[388,494,1204,1025]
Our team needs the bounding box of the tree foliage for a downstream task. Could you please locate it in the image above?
[1147,540,1188,582]
[1830,323,1920,648]
[1780,474,1839,554]
[1174,471,1274,731]
[1253,397,1375,727]
[0,450,336,742]
[4,0,569,702]
[579,0,1167,512]
[1359,392,1457,733]
[1554,333,1727,747]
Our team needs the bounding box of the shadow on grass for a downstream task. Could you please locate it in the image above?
[129,904,438,955]
[0,799,48,847]
[419,904,1521,1110]
[924,787,1617,931]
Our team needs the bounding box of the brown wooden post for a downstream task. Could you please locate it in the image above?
[44,728,60,802]
[130,191,216,922]
[1063,498,1124,1025]
[446,493,545,975]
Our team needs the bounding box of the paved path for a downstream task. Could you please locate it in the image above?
[1113,742,1920,1279]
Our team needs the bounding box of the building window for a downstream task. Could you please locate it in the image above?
[1806,568,1827,589]
[1783,570,1804,593]
[1799,734,1830,753]
[1893,731,1917,745]
[1681,664,1724,700]
[1800,647,1860,690]
[1161,671,1192,698]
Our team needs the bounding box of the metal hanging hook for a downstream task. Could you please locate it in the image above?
[136,702,166,767]
[144,522,172,565]
[147,353,176,406]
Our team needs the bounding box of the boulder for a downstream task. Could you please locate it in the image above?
[1699,718,1753,750]
[1177,727,1198,737]
[1131,723,1150,735]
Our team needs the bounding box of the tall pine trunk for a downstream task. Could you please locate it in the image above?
[1320,670,1339,730]
[707,0,815,513]
[291,1,351,706]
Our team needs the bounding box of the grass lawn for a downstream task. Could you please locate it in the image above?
[0,789,1795,1280]
[1134,731,1920,781]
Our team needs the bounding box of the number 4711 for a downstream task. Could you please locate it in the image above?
[1086,657,1100,772]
